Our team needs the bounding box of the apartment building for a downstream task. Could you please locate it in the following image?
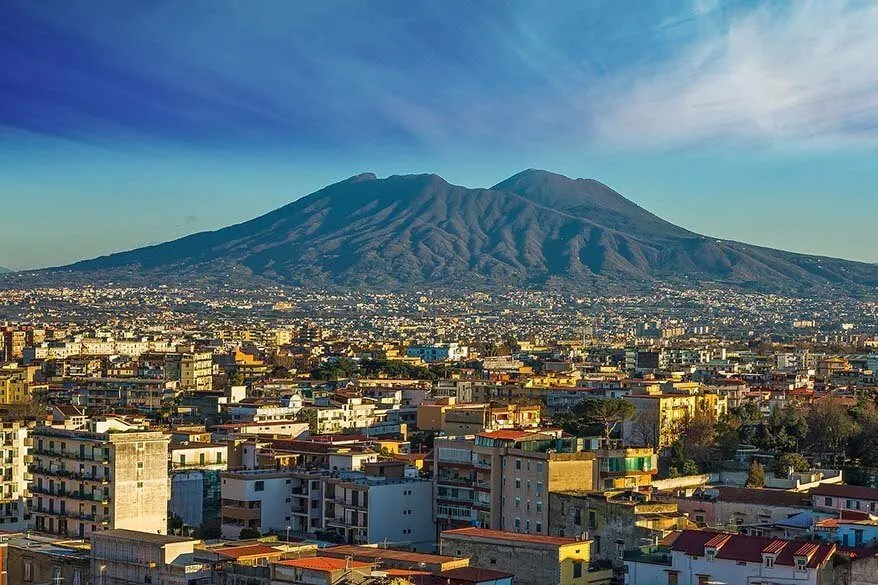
[220,469,295,539]
[623,391,727,448]
[30,421,170,538]
[549,490,691,568]
[324,461,434,551]
[417,400,541,434]
[624,530,836,585]
[0,421,30,530]
[6,533,90,585]
[91,529,213,585]
[165,351,214,391]
[434,431,598,534]
[0,364,39,404]
[221,462,434,550]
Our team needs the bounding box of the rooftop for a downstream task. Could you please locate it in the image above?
[441,527,584,547]
[274,556,372,572]
[323,545,465,565]
[92,529,196,545]
[214,544,284,560]
[665,530,835,568]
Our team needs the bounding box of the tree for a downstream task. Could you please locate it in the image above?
[775,453,808,478]
[746,460,765,488]
[239,528,261,540]
[295,408,318,433]
[714,414,743,460]
[805,398,857,456]
[630,403,659,447]
[571,399,636,444]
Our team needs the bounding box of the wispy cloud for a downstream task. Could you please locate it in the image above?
[594,0,878,149]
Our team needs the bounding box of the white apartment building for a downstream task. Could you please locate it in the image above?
[0,421,30,531]
[220,462,434,550]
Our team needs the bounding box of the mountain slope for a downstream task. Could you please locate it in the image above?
[0,267,11,274]
[40,170,878,291]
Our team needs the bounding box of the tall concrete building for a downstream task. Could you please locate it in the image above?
[30,420,170,538]
[434,430,599,535]
[165,352,213,391]
[0,421,31,531]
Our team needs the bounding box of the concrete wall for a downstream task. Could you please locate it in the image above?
[111,433,170,535]
[368,480,435,551]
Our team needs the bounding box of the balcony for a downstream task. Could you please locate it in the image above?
[332,497,368,510]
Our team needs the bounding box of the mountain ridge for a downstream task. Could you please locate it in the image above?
[20,170,878,293]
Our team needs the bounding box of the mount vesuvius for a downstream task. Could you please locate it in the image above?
[33,170,878,292]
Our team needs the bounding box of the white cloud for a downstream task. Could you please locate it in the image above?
[594,0,878,149]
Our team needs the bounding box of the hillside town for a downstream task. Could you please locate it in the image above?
[0,286,877,584]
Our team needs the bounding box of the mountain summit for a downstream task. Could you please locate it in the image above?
[45,170,878,291]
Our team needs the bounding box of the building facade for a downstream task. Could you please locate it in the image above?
[30,424,170,537]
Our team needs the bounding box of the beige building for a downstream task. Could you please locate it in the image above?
[91,529,213,585]
[0,420,31,531]
[435,431,598,534]
[440,528,610,585]
[0,364,40,404]
[165,352,214,391]
[31,421,170,538]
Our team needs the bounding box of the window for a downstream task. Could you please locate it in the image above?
[536,501,543,512]
[764,556,774,568]
[594,535,601,554]
[588,510,597,529]
[667,572,679,585]
[255,481,265,492]
[515,459,521,470]
[536,521,542,533]
[573,561,583,578]
[824,497,833,506]
[574,508,581,525]
[490,558,497,565]
[137,461,144,469]
[136,481,143,488]
[706,549,715,562]
[514,518,520,531]
[796,557,807,572]
[526,460,531,471]
[24,560,33,581]
[515,496,521,509]
[536,462,543,473]
[526,500,531,511]
[515,478,521,489]
[53,567,62,582]
[535,481,543,496]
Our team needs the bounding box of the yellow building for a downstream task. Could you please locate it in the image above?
[440,528,611,585]
[0,365,39,404]
[623,392,727,448]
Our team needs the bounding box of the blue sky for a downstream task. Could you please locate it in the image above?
[1,0,876,270]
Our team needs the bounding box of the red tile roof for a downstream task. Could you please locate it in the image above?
[323,545,463,564]
[441,527,580,547]
[810,484,878,501]
[274,557,372,572]
[475,430,537,441]
[668,530,835,568]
